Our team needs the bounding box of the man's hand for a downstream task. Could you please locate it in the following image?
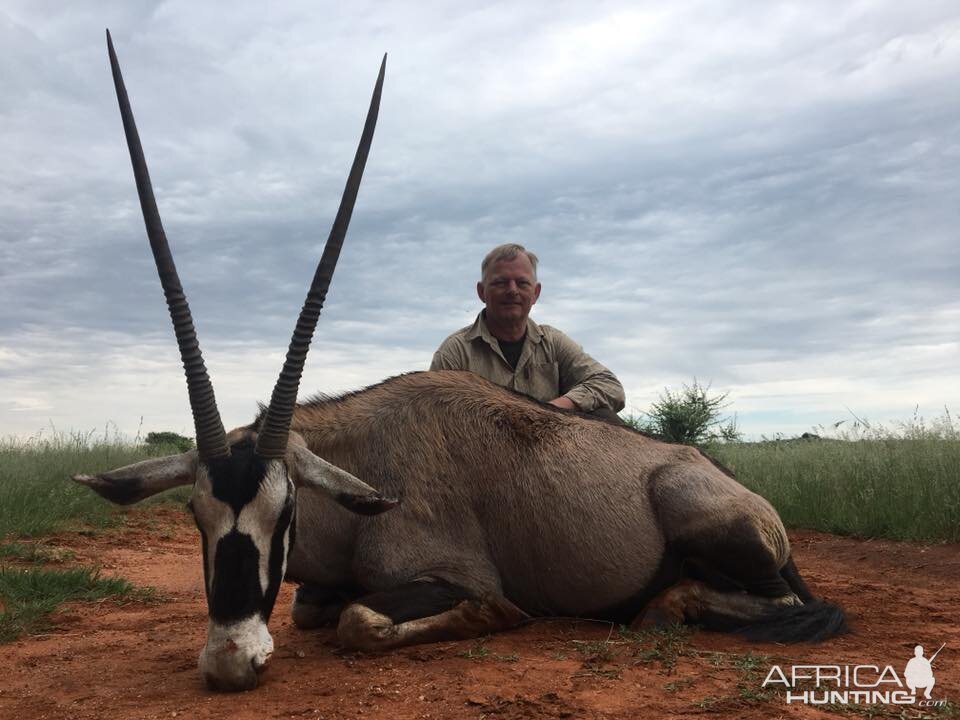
[548,396,577,411]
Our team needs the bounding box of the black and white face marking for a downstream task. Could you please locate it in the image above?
[73,429,395,692]
[190,438,296,691]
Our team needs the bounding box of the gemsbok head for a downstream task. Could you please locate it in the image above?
[73,31,396,691]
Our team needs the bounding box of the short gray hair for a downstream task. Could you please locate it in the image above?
[480,243,539,282]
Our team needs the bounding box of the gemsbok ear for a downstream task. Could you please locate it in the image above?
[288,444,398,516]
[72,451,197,505]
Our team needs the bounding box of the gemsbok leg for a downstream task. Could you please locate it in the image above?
[640,462,847,641]
[336,580,528,651]
[291,585,361,629]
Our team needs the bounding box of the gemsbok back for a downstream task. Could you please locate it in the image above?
[75,32,847,692]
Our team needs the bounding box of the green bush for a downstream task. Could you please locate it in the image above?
[625,380,741,445]
[144,431,194,453]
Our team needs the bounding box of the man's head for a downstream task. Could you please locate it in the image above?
[480,243,539,284]
[477,243,542,332]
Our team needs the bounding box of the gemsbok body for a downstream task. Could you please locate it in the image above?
[76,33,847,692]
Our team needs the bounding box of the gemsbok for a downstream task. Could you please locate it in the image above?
[75,32,847,692]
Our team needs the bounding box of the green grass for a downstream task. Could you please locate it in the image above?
[712,433,960,542]
[3,412,958,546]
[0,565,158,642]
[0,430,191,539]
[0,430,181,643]
[620,623,693,671]
[458,637,491,659]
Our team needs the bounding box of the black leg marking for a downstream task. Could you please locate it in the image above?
[673,516,789,598]
[780,555,815,603]
[296,583,360,606]
[293,584,360,628]
[683,557,746,593]
[358,580,477,625]
[684,557,792,599]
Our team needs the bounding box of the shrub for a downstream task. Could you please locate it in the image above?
[626,380,741,445]
[144,432,194,453]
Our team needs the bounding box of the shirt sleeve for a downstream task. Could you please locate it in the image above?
[550,329,625,413]
[430,335,469,371]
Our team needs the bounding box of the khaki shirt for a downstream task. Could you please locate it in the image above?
[430,313,625,413]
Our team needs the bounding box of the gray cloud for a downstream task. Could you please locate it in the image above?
[1,1,958,439]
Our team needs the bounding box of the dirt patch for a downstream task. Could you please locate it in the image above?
[1,507,957,719]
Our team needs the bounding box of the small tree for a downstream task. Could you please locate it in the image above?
[630,380,741,445]
[144,431,195,453]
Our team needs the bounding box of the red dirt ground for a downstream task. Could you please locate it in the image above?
[1,506,957,720]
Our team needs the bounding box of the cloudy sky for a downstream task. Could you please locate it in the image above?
[2,1,958,441]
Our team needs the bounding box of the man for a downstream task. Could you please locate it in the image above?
[431,243,625,418]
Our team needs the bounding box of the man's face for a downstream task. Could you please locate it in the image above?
[477,254,542,325]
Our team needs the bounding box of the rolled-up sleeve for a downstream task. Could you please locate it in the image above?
[552,330,625,413]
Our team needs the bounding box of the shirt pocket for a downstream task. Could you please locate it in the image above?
[521,361,560,402]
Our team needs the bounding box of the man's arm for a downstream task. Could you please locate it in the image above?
[430,336,469,371]
[549,330,625,413]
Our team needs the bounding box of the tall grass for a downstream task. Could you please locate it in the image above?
[0,428,188,539]
[711,413,960,542]
[3,412,958,543]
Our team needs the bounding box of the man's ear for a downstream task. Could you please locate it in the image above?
[477,280,487,303]
[73,451,197,505]
[532,281,541,304]
[288,444,398,516]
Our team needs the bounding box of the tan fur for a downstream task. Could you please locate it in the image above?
[282,370,791,620]
[76,369,825,662]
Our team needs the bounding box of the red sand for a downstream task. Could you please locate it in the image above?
[1,506,957,719]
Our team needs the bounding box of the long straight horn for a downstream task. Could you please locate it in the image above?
[255,55,386,459]
[106,30,229,461]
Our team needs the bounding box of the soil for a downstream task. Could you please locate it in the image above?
[1,506,958,720]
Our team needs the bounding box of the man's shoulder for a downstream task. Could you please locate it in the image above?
[437,322,478,349]
[434,318,488,365]
[432,317,490,371]
[534,323,577,344]
[535,323,565,336]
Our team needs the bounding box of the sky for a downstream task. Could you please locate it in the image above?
[1,1,958,441]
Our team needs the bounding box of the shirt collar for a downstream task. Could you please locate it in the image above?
[467,311,545,345]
